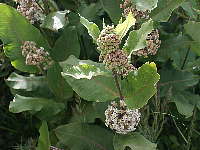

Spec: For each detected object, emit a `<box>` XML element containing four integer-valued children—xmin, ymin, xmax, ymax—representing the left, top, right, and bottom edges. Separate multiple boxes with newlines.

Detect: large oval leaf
<box><xmin>122</xmin><ymin>62</ymin><xmax>160</xmax><ymax>109</ymax></box>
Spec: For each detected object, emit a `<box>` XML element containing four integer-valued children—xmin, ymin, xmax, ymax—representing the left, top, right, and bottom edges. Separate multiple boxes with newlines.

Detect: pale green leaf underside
<box><xmin>115</xmin><ymin>12</ymin><xmax>136</xmax><ymax>40</ymax></box>
<box><xmin>132</xmin><ymin>0</ymin><xmax>158</xmax><ymax>11</ymax></box>
<box><xmin>123</xmin><ymin>19</ymin><xmax>154</xmax><ymax>56</ymax></box>
<box><xmin>80</xmin><ymin>16</ymin><xmax>100</xmax><ymax>42</ymax></box>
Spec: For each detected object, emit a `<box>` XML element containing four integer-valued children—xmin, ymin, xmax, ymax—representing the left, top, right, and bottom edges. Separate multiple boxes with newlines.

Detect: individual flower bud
<box><xmin>16</xmin><ymin>0</ymin><xmax>43</xmax><ymax>24</ymax></box>
<box><xmin>105</xmin><ymin>100</ymin><xmax>141</xmax><ymax>134</ymax></box>
<box><xmin>120</xmin><ymin>0</ymin><xmax>150</xmax><ymax>20</ymax></box>
<box><xmin>103</xmin><ymin>50</ymin><xmax>135</xmax><ymax>77</ymax></box>
<box><xmin>21</xmin><ymin>41</ymin><xmax>51</xmax><ymax>69</ymax></box>
<box><xmin>133</xmin><ymin>29</ymin><xmax>161</xmax><ymax>57</ymax></box>
<box><xmin>97</xmin><ymin>25</ymin><xmax>120</xmax><ymax>55</ymax></box>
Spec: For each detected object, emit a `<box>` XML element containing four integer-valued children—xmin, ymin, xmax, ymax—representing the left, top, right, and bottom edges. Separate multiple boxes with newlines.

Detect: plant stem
<box><xmin>181</xmin><ymin>47</ymin><xmax>190</xmax><ymax>70</ymax></box>
<box><xmin>112</xmin><ymin>72</ymin><xmax>124</xmax><ymax>100</ymax></box>
<box><xmin>186</xmin><ymin>105</ymin><xmax>197</xmax><ymax>150</ymax></box>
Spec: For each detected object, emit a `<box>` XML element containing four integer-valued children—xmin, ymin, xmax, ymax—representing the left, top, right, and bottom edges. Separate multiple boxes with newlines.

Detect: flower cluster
<box><xmin>16</xmin><ymin>0</ymin><xmax>43</xmax><ymax>24</ymax></box>
<box><xmin>97</xmin><ymin>25</ymin><xmax>120</xmax><ymax>57</ymax></box>
<box><xmin>103</xmin><ymin>50</ymin><xmax>134</xmax><ymax>76</ymax></box>
<box><xmin>97</xmin><ymin>25</ymin><xmax>134</xmax><ymax>76</ymax></box>
<box><xmin>120</xmin><ymin>0</ymin><xmax>150</xmax><ymax>20</ymax></box>
<box><xmin>133</xmin><ymin>29</ymin><xmax>161</xmax><ymax>56</ymax></box>
<box><xmin>105</xmin><ymin>100</ymin><xmax>141</xmax><ymax>134</ymax></box>
<box><xmin>21</xmin><ymin>41</ymin><xmax>51</xmax><ymax>68</ymax></box>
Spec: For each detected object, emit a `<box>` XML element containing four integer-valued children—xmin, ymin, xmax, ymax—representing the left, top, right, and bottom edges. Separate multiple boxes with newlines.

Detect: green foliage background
<box><xmin>0</xmin><ymin>0</ymin><xmax>200</xmax><ymax>150</ymax></box>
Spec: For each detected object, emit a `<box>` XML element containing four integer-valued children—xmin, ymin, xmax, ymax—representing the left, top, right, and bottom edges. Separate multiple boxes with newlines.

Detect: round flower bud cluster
<box><xmin>97</xmin><ymin>25</ymin><xmax>120</xmax><ymax>57</ymax></box>
<box><xmin>103</xmin><ymin>50</ymin><xmax>134</xmax><ymax>76</ymax></box>
<box><xmin>16</xmin><ymin>0</ymin><xmax>43</xmax><ymax>24</ymax></box>
<box><xmin>120</xmin><ymin>0</ymin><xmax>150</xmax><ymax>20</ymax></box>
<box><xmin>21</xmin><ymin>41</ymin><xmax>51</xmax><ymax>68</ymax></box>
<box><xmin>133</xmin><ymin>29</ymin><xmax>161</xmax><ymax>57</ymax></box>
<box><xmin>105</xmin><ymin>100</ymin><xmax>141</xmax><ymax>134</ymax></box>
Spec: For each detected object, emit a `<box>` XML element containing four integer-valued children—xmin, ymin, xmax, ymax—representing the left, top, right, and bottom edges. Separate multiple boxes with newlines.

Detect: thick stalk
<box><xmin>112</xmin><ymin>71</ymin><xmax>124</xmax><ymax>100</ymax></box>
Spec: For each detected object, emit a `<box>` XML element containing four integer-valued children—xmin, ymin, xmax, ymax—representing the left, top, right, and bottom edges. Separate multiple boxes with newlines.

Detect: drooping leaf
<box><xmin>60</xmin><ymin>55</ymin><xmax>110</xmax><ymax>79</ymax></box>
<box><xmin>123</xmin><ymin>19</ymin><xmax>154</xmax><ymax>55</ymax></box>
<box><xmin>122</xmin><ymin>62</ymin><xmax>160</xmax><ymax>109</ymax></box>
<box><xmin>51</xmin><ymin>26</ymin><xmax>80</xmax><ymax>61</ymax></box>
<box><xmin>47</xmin><ymin>63</ymin><xmax>73</xmax><ymax>101</ymax></box>
<box><xmin>172</xmin><ymin>91</ymin><xmax>200</xmax><ymax>118</ymax></box>
<box><xmin>150</xmin><ymin>0</ymin><xmax>185</xmax><ymax>21</ymax></box>
<box><xmin>184</xmin><ymin>21</ymin><xmax>200</xmax><ymax>56</ymax></box>
<box><xmin>80</xmin><ymin>16</ymin><xmax>100</xmax><ymax>43</ymax></box>
<box><xmin>60</xmin><ymin>56</ymin><xmax>119</xmax><ymax>102</ymax></box>
<box><xmin>36</xmin><ymin>121</ymin><xmax>51</xmax><ymax>150</ymax></box>
<box><xmin>113</xmin><ymin>132</ymin><xmax>157</xmax><ymax>150</ymax></box>
<box><xmin>132</xmin><ymin>0</ymin><xmax>158</xmax><ymax>11</ymax></box>
<box><xmin>100</xmin><ymin>0</ymin><xmax>122</xmax><ymax>24</ymax></box>
<box><xmin>55</xmin><ymin>123</ymin><xmax>114</xmax><ymax>150</ymax></box>
<box><xmin>115</xmin><ymin>12</ymin><xmax>136</xmax><ymax>40</ymax></box>
<box><xmin>41</xmin><ymin>10</ymin><xmax>69</xmax><ymax>31</ymax></box>
<box><xmin>0</xmin><ymin>4</ymin><xmax>50</xmax><ymax>73</ymax></box>
<box><xmin>6</xmin><ymin>72</ymin><xmax>53</xmax><ymax>98</ymax></box>
<box><xmin>9</xmin><ymin>95</ymin><xmax>65</xmax><ymax>120</ymax></box>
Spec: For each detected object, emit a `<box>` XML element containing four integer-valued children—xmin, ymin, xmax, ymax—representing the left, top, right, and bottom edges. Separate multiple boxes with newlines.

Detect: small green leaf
<box><xmin>9</xmin><ymin>95</ymin><xmax>65</xmax><ymax>120</ymax></box>
<box><xmin>172</xmin><ymin>91</ymin><xmax>200</xmax><ymax>118</ymax></box>
<box><xmin>122</xmin><ymin>62</ymin><xmax>160</xmax><ymax>109</ymax></box>
<box><xmin>55</xmin><ymin>123</ymin><xmax>114</xmax><ymax>150</ymax></box>
<box><xmin>123</xmin><ymin>19</ymin><xmax>154</xmax><ymax>55</ymax></box>
<box><xmin>41</xmin><ymin>10</ymin><xmax>69</xmax><ymax>31</ymax></box>
<box><xmin>115</xmin><ymin>12</ymin><xmax>136</xmax><ymax>40</ymax></box>
<box><xmin>6</xmin><ymin>72</ymin><xmax>53</xmax><ymax>98</ymax></box>
<box><xmin>60</xmin><ymin>56</ymin><xmax>119</xmax><ymax>102</ymax></box>
<box><xmin>36</xmin><ymin>121</ymin><xmax>51</xmax><ymax>150</ymax></box>
<box><xmin>0</xmin><ymin>4</ymin><xmax>50</xmax><ymax>73</ymax></box>
<box><xmin>51</xmin><ymin>26</ymin><xmax>80</xmax><ymax>61</ymax></box>
<box><xmin>132</xmin><ymin>0</ymin><xmax>158</xmax><ymax>11</ymax></box>
<box><xmin>47</xmin><ymin>63</ymin><xmax>73</xmax><ymax>100</ymax></box>
<box><xmin>100</xmin><ymin>0</ymin><xmax>122</xmax><ymax>24</ymax></box>
<box><xmin>113</xmin><ymin>132</ymin><xmax>157</xmax><ymax>150</ymax></box>
<box><xmin>150</xmin><ymin>0</ymin><xmax>185</xmax><ymax>21</ymax></box>
<box><xmin>80</xmin><ymin>16</ymin><xmax>100</xmax><ymax>42</ymax></box>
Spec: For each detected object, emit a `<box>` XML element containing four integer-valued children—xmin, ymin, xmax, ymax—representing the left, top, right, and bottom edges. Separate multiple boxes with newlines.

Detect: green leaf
<box><xmin>9</xmin><ymin>95</ymin><xmax>65</xmax><ymax>120</ymax></box>
<box><xmin>41</xmin><ymin>10</ymin><xmax>69</xmax><ymax>31</ymax></box>
<box><xmin>51</xmin><ymin>26</ymin><xmax>80</xmax><ymax>61</ymax></box>
<box><xmin>47</xmin><ymin>63</ymin><xmax>73</xmax><ymax>100</ymax></box>
<box><xmin>184</xmin><ymin>21</ymin><xmax>200</xmax><ymax>56</ymax></box>
<box><xmin>159</xmin><ymin>68</ymin><xmax>199</xmax><ymax>92</ymax></box>
<box><xmin>55</xmin><ymin>123</ymin><xmax>114</xmax><ymax>150</ymax></box>
<box><xmin>113</xmin><ymin>132</ymin><xmax>157</xmax><ymax>150</ymax></box>
<box><xmin>60</xmin><ymin>56</ymin><xmax>119</xmax><ymax>102</ymax></box>
<box><xmin>6</xmin><ymin>72</ymin><xmax>53</xmax><ymax>98</ymax></box>
<box><xmin>172</xmin><ymin>91</ymin><xmax>200</xmax><ymax>118</ymax></box>
<box><xmin>70</xmin><ymin>101</ymin><xmax>108</xmax><ymax>123</ymax></box>
<box><xmin>122</xmin><ymin>62</ymin><xmax>160</xmax><ymax>109</ymax></box>
<box><xmin>36</xmin><ymin>121</ymin><xmax>51</xmax><ymax>150</ymax></box>
<box><xmin>80</xmin><ymin>16</ymin><xmax>100</xmax><ymax>43</ymax></box>
<box><xmin>150</xmin><ymin>0</ymin><xmax>185</xmax><ymax>21</ymax></box>
<box><xmin>132</xmin><ymin>0</ymin><xmax>158</xmax><ymax>11</ymax></box>
<box><xmin>123</xmin><ymin>19</ymin><xmax>154</xmax><ymax>55</ymax></box>
<box><xmin>115</xmin><ymin>12</ymin><xmax>136</xmax><ymax>40</ymax></box>
<box><xmin>0</xmin><ymin>4</ymin><xmax>50</xmax><ymax>73</ymax></box>
<box><xmin>100</xmin><ymin>0</ymin><xmax>122</xmax><ymax>24</ymax></box>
